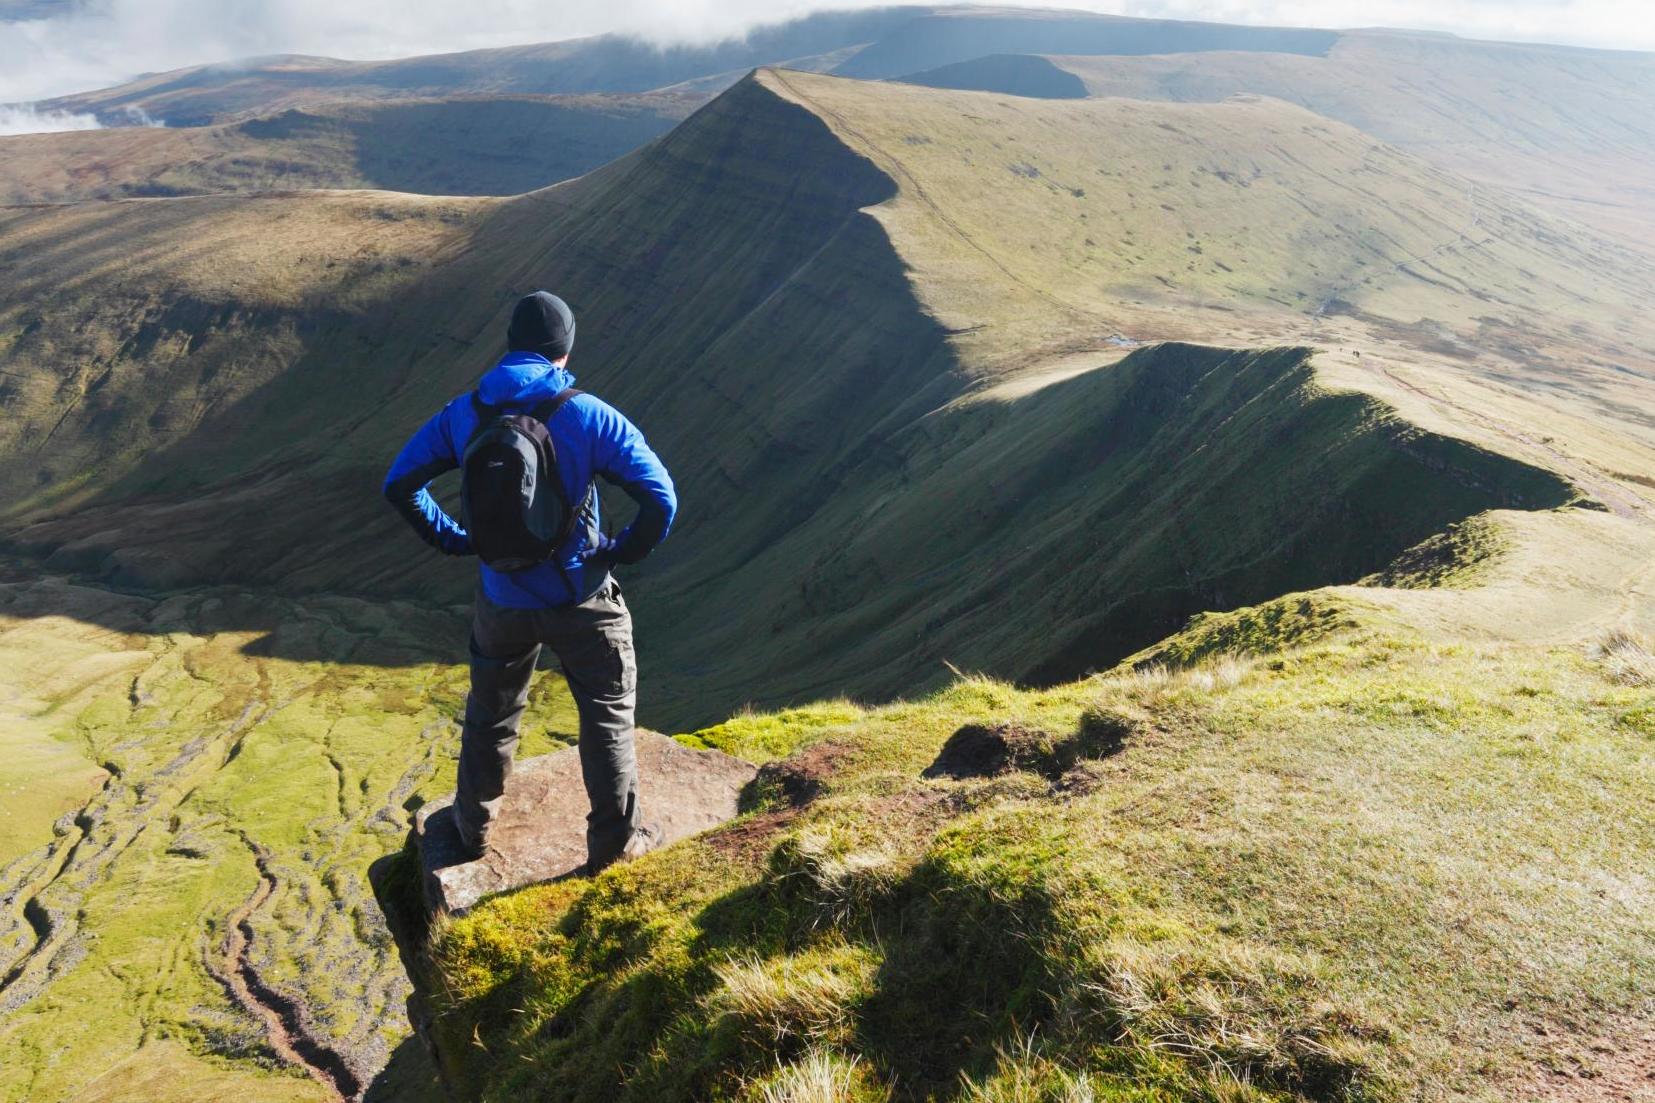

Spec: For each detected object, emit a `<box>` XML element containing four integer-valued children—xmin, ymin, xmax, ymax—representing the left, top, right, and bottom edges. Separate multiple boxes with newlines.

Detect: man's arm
<box><xmin>382</xmin><ymin>406</ymin><xmax>473</xmax><ymax>556</ymax></box>
<box><xmin>590</xmin><ymin>401</ymin><xmax>677</xmax><ymax>565</ymax></box>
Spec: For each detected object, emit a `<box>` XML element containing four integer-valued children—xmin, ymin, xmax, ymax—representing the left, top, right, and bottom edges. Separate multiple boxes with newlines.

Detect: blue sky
<box><xmin>2</xmin><ymin>1</ymin><xmax>1650</xmax><ymax>105</ymax></box>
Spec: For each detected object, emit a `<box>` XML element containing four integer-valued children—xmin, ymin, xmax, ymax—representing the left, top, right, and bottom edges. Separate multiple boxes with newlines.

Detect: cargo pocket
<box><xmin>602</xmin><ymin>624</ymin><xmax>637</xmax><ymax>698</ymax></box>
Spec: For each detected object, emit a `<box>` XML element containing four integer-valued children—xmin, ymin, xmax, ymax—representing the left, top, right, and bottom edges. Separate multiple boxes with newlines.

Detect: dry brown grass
<box><xmin>1590</xmin><ymin>628</ymin><xmax>1655</xmax><ymax>687</ymax></box>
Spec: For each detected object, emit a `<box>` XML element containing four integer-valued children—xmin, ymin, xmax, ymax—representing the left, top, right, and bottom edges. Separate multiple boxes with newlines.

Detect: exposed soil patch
<box><xmin>749</xmin><ymin>739</ymin><xmax>858</xmax><ymax>808</ymax></box>
<box><xmin>1513</xmin><ymin>1021</ymin><xmax>1655</xmax><ymax>1102</ymax></box>
<box><xmin>871</xmin><ymin>788</ymin><xmax>953</xmax><ymax>836</ymax></box>
<box><xmin>705</xmin><ymin>808</ymin><xmax>804</xmax><ymax>863</ymax></box>
<box><xmin>924</xmin><ymin>715</ymin><xmax>1133</xmax><ymax>781</ymax></box>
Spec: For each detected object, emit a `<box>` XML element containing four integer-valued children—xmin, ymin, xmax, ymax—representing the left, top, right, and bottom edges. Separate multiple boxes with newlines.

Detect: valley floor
<box><xmin>0</xmin><ymin>574</ymin><xmax>536</xmax><ymax>1103</ymax></box>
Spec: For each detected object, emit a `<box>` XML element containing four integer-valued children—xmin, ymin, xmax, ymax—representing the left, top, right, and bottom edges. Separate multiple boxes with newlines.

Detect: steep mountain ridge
<box><xmin>29</xmin><ymin>8</ymin><xmax>929</xmax><ymax>124</ymax></box>
<box><xmin>3</xmin><ymin>69</ymin><xmax>1641</xmax><ymax>723</ymax></box>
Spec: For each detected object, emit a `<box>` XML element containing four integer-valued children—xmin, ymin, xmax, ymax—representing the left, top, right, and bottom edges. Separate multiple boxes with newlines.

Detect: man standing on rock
<box><xmin>383</xmin><ymin>291</ymin><xmax>677</xmax><ymax>873</ymax></box>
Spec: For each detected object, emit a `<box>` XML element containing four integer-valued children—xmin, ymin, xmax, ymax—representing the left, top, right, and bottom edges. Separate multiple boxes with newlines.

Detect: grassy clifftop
<box><xmin>415</xmin><ymin>585</ymin><xmax>1655</xmax><ymax>1102</ymax></box>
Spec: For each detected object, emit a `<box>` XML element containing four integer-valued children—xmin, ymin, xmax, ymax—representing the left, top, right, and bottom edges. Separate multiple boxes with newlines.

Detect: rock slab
<box><xmin>414</xmin><ymin>731</ymin><xmax>756</xmax><ymax>915</ymax></box>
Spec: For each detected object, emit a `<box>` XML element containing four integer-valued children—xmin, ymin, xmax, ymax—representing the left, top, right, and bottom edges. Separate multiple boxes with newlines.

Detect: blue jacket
<box><xmin>383</xmin><ymin>352</ymin><xmax>677</xmax><ymax>609</ymax></box>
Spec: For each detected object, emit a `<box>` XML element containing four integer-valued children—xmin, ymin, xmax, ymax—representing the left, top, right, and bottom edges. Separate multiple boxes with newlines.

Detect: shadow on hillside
<box><xmin>0</xmin><ymin>340</ymin><xmax>1579</xmax><ymax>698</ymax></box>
<box><xmin>362</xmin><ymin>1035</ymin><xmax>447</xmax><ymax>1103</ymax></box>
<box><xmin>411</xmin><ymin>835</ymin><xmax>1067</xmax><ymax>1099</ymax></box>
<box><xmin>0</xmin><ymin>557</ymin><xmax>469</xmax><ymax>667</ymax></box>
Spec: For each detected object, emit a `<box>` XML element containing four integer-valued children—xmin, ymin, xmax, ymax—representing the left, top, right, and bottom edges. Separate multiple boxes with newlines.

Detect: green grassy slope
<box><xmin>763</xmin><ymin>69</ymin><xmax>1655</xmax><ymax>527</ymax></box>
<box><xmin>0</xmin><ymin>188</ymin><xmax>486</xmax><ymax>524</ymax></box>
<box><xmin>764</xmin><ymin>69</ymin><xmax>1655</xmax><ymax>370</ymax></box>
<box><xmin>634</xmin><ymin>342</ymin><xmax>1572</xmax><ymax>719</ymax></box>
<box><xmin>414</xmin><ymin>595</ymin><xmax>1655</xmax><ymax>1102</ymax></box>
<box><xmin>0</xmin><ymin>574</ymin><xmax>550</xmax><ymax>1102</ymax></box>
<box><xmin>0</xmin><ymin>94</ymin><xmax>700</xmax><ymax>204</ymax></box>
<box><xmin>1042</xmin><ymin>32</ymin><xmax>1655</xmax><ymax>247</ymax></box>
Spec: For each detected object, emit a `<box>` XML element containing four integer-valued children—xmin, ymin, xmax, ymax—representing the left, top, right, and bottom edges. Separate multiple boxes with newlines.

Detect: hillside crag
<box><xmin>413</xmin><ymin>731</ymin><xmax>756</xmax><ymax>915</ymax></box>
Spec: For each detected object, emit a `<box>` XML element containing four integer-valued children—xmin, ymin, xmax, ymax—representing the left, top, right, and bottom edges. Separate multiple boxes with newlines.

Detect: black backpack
<box><xmin>460</xmin><ymin>387</ymin><xmax>587</xmax><ymax>573</ymax></box>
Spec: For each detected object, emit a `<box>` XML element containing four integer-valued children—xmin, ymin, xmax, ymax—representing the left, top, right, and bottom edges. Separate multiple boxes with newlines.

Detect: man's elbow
<box><xmin>658</xmin><ymin>487</ymin><xmax>679</xmax><ymax>536</ymax></box>
<box><xmin>383</xmin><ymin>468</ymin><xmax>421</xmax><ymax>508</ymax></box>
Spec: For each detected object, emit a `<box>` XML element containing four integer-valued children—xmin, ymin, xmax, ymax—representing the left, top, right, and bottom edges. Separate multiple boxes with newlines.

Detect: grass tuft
<box><xmin>714</xmin><ymin>943</ymin><xmax>876</xmax><ymax>1046</ymax></box>
<box><xmin>959</xmin><ymin>1037</ymin><xmax>1100</xmax><ymax>1103</ymax></box>
<box><xmin>1590</xmin><ymin>627</ymin><xmax>1655</xmax><ymax>686</ymax></box>
<box><xmin>749</xmin><ymin>1049</ymin><xmax>890</xmax><ymax>1103</ymax></box>
<box><xmin>768</xmin><ymin>829</ymin><xmax>904</xmax><ymax>927</ymax></box>
<box><xmin>1068</xmin><ymin>937</ymin><xmax>1389</xmax><ymax>1101</ymax></box>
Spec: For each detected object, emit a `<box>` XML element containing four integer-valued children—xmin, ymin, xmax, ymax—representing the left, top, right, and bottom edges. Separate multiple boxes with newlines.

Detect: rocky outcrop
<box><xmin>413</xmin><ymin>731</ymin><xmax>756</xmax><ymax>915</ymax></box>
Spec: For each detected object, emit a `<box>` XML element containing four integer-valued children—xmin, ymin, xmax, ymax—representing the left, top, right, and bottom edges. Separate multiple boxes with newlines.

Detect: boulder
<box><xmin>414</xmin><ymin>731</ymin><xmax>756</xmax><ymax>915</ymax></box>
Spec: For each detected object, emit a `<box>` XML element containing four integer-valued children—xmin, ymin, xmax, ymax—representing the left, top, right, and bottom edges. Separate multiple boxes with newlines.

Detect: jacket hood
<box><xmin>477</xmin><ymin>351</ymin><xmax>577</xmax><ymax>407</ymax></box>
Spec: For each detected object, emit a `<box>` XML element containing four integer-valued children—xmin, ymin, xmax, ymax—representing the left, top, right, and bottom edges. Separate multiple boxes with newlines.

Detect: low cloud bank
<box><xmin>2</xmin><ymin>0</ymin><xmax>1649</xmax><ymax>106</ymax></box>
<box><xmin>0</xmin><ymin>104</ymin><xmax>103</xmax><ymax>136</ymax></box>
<box><xmin>0</xmin><ymin>102</ymin><xmax>165</xmax><ymax>136</ymax></box>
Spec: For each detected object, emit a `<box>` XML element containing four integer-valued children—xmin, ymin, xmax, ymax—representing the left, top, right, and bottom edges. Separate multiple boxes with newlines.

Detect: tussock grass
<box><xmin>959</xmin><ymin>1036</ymin><xmax>1100</xmax><ymax>1103</ymax></box>
<box><xmin>769</xmin><ymin>830</ymin><xmax>904</xmax><ymax>927</ymax></box>
<box><xmin>1108</xmin><ymin>655</ymin><xmax>1255</xmax><ymax>709</ymax></box>
<box><xmin>1066</xmin><ymin>937</ymin><xmax>1387</xmax><ymax>1099</ymax></box>
<box><xmin>1591</xmin><ymin>628</ymin><xmax>1655</xmax><ymax>687</ymax></box>
<box><xmin>750</xmin><ymin>1050</ymin><xmax>890</xmax><ymax>1103</ymax></box>
<box><xmin>715</xmin><ymin>944</ymin><xmax>876</xmax><ymax>1046</ymax></box>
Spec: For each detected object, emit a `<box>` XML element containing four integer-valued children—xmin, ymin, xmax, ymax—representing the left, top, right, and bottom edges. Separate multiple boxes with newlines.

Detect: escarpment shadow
<box><xmin>898</xmin><ymin>53</ymin><xmax>1089</xmax><ymax>99</ymax></box>
<box><xmin>641</xmin><ymin>342</ymin><xmax>1579</xmax><ymax>725</ymax></box>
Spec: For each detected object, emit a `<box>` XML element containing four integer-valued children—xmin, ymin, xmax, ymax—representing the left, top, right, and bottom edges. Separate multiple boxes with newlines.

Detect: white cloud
<box><xmin>0</xmin><ymin>104</ymin><xmax>103</xmax><ymax>135</ymax></box>
<box><xmin>2</xmin><ymin>1</ymin><xmax>1652</xmax><ymax>105</ymax></box>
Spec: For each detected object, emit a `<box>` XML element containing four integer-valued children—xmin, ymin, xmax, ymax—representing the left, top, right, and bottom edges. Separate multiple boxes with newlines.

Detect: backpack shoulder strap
<box><xmin>530</xmin><ymin>388</ymin><xmax>587</xmax><ymax>550</ymax></box>
<box><xmin>530</xmin><ymin>387</ymin><xmax>583</xmax><ymax>424</ymax></box>
<box><xmin>464</xmin><ymin>389</ymin><xmax>500</xmax><ymax>449</ymax></box>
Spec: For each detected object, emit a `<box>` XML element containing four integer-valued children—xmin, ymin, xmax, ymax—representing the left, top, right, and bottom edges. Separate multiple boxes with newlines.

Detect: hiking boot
<box><xmin>582</xmin><ymin>822</ymin><xmax>663</xmax><ymax>877</ymax></box>
<box><xmin>622</xmin><ymin>821</ymin><xmax>664</xmax><ymax>860</ymax></box>
<box><xmin>452</xmin><ymin>817</ymin><xmax>489</xmax><ymax>863</ymax></box>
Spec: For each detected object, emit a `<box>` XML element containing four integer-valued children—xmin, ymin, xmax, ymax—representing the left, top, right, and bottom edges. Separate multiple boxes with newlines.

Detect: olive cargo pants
<box><xmin>454</xmin><ymin>575</ymin><xmax>641</xmax><ymax>868</ymax></box>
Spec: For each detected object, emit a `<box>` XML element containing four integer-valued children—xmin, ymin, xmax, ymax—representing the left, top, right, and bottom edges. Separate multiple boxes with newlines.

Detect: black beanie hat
<box><xmin>507</xmin><ymin>291</ymin><xmax>576</xmax><ymax>360</ymax></box>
